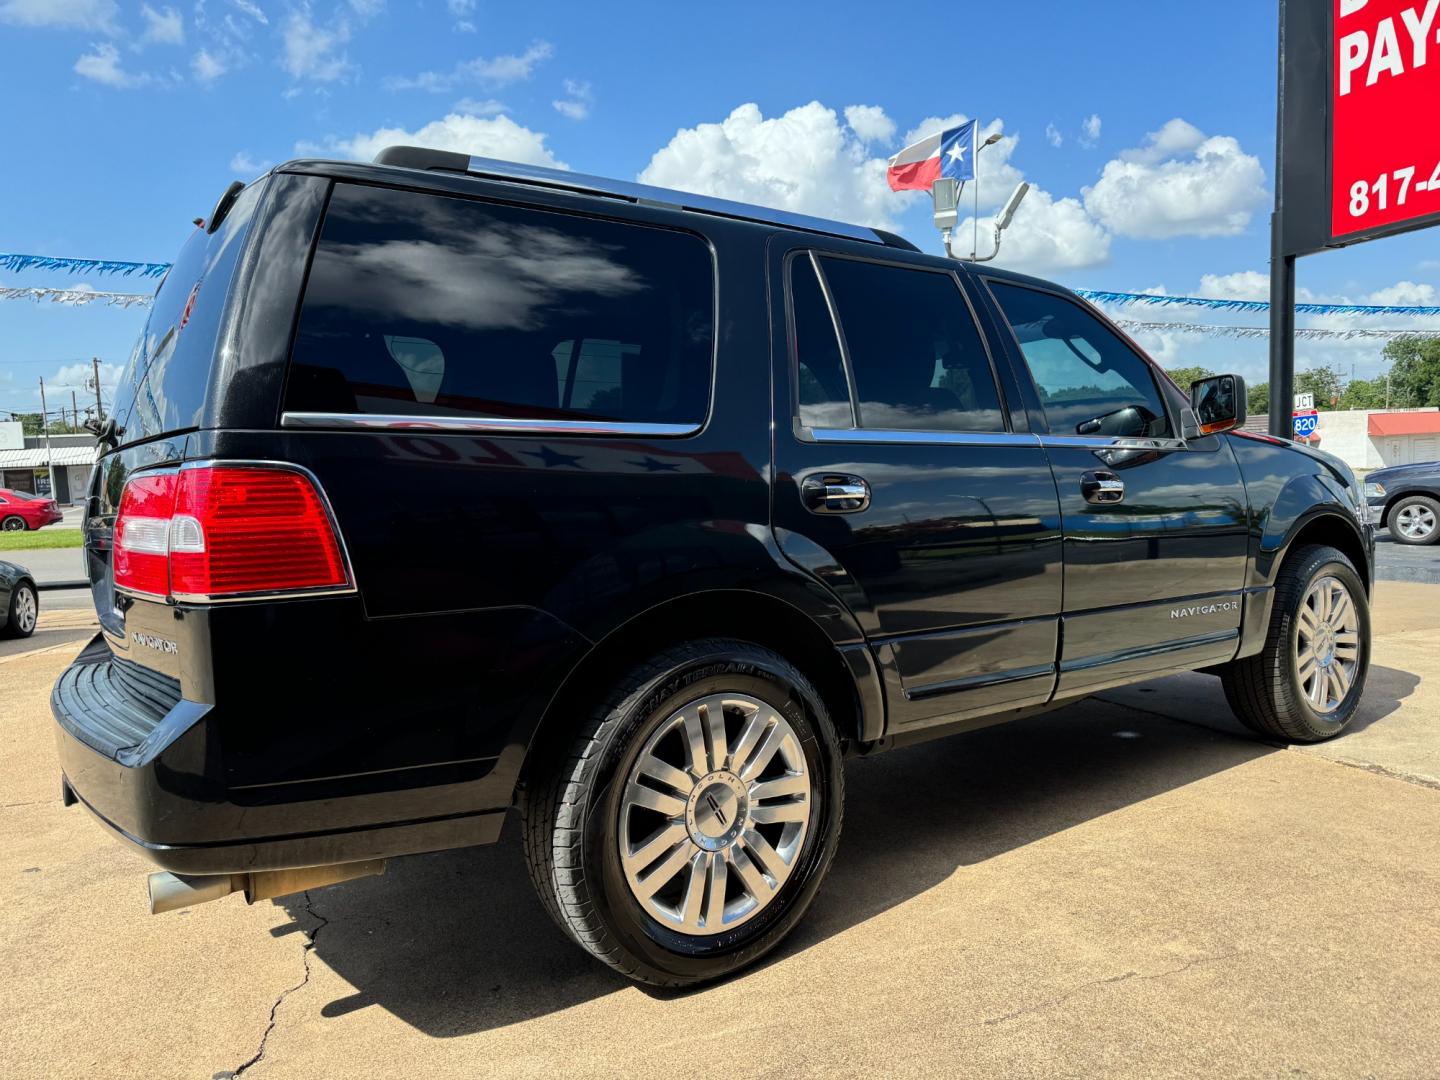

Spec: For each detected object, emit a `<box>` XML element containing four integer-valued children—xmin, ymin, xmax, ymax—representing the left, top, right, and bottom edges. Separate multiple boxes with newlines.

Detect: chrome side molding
<box><xmin>281</xmin><ymin>412</ymin><xmax>703</xmax><ymax>438</ymax></box>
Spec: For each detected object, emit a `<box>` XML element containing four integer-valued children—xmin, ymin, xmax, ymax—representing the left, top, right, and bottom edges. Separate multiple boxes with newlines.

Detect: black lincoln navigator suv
<box><xmin>53</xmin><ymin>147</ymin><xmax>1375</xmax><ymax>986</ymax></box>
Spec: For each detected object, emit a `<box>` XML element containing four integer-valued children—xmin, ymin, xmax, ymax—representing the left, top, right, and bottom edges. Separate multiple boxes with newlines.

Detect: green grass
<box><xmin>0</xmin><ymin>528</ymin><xmax>83</xmax><ymax>551</ymax></box>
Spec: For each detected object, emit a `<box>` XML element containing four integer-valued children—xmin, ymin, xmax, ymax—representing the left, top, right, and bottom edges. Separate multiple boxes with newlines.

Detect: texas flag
<box><xmin>886</xmin><ymin>119</ymin><xmax>978</xmax><ymax>192</ymax></box>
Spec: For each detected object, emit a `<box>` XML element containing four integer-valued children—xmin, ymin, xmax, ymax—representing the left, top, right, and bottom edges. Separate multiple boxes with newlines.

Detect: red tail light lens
<box><xmin>112</xmin><ymin>464</ymin><xmax>351</xmax><ymax>602</ymax></box>
<box><xmin>114</xmin><ymin>472</ymin><xmax>180</xmax><ymax>598</ymax></box>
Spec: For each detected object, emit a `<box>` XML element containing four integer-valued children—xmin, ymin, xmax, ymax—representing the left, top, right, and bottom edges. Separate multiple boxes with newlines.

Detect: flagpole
<box><xmin>972</xmin><ymin>145</ymin><xmax>979</xmax><ymax>261</ymax></box>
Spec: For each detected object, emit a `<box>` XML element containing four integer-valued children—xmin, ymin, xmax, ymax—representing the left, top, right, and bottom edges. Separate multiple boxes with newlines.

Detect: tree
<box><xmin>10</xmin><ymin>412</ymin><xmax>44</xmax><ymax>436</ymax></box>
<box><xmin>1160</xmin><ymin>365</ymin><xmax>1215</xmax><ymax>391</ymax></box>
<box><xmin>1295</xmin><ymin>364</ymin><xmax>1345</xmax><ymax>409</ymax></box>
<box><xmin>1382</xmin><ymin>336</ymin><xmax>1440</xmax><ymax>407</ymax></box>
<box><xmin>1247</xmin><ymin>381</ymin><xmax>1269</xmax><ymax>416</ymax></box>
<box><xmin>1339</xmin><ymin>375</ymin><xmax>1388</xmax><ymax>410</ymax></box>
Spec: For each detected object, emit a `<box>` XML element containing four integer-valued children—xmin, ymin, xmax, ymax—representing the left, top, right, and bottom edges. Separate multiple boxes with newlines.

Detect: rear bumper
<box><xmin>52</xmin><ymin>632</ymin><xmax>507</xmax><ymax>874</ymax></box>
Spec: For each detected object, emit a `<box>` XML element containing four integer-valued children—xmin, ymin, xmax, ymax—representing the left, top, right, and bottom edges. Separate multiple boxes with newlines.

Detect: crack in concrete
<box><xmin>983</xmin><ymin>950</ymin><xmax>1240</xmax><ymax>1027</ymax></box>
<box><xmin>1320</xmin><ymin>756</ymin><xmax>1440</xmax><ymax>792</ymax></box>
<box><xmin>215</xmin><ymin>891</ymin><xmax>329</xmax><ymax>1079</ymax></box>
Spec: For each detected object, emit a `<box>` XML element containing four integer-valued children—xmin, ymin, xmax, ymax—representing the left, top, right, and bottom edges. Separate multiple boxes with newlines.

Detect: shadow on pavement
<box><xmin>275</xmin><ymin>691</ymin><xmax>1312</xmax><ymax>1036</ymax></box>
<box><xmin>0</xmin><ymin>625</ymin><xmax>94</xmax><ymax>662</ymax></box>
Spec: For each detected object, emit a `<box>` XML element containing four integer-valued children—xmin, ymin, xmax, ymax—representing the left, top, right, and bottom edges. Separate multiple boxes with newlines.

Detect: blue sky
<box><xmin>2</xmin><ymin>0</ymin><xmax>1437</xmax><ymax>419</ymax></box>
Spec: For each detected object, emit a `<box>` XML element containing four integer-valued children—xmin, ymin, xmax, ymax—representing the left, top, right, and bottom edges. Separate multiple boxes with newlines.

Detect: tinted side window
<box><xmin>989</xmin><ymin>282</ymin><xmax>1170</xmax><ymax>439</ymax></box>
<box><xmin>789</xmin><ymin>256</ymin><xmax>853</xmax><ymax>429</ymax></box>
<box><xmin>112</xmin><ymin>176</ymin><xmax>268</xmax><ymax>445</ymax></box>
<box><xmin>817</xmin><ymin>257</ymin><xmax>1005</xmax><ymax>432</ymax></box>
<box><xmin>287</xmin><ymin>184</ymin><xmax>714</xmax><ymax>426</ymax></box>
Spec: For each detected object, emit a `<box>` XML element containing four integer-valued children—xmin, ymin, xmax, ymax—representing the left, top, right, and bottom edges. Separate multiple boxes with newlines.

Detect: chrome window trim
<box><xmin>280</xmin><ymin>412</ymin><xmax>702</xmax><ymax>438</ymax></box>
<box><xmin>465</xmin><ymin>155</ymin><xmax>883</xmax><ymax>245</ymax></box>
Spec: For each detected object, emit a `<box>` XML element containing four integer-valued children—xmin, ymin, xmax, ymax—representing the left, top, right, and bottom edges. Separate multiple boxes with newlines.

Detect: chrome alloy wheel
<box><xmin>618</xmin><ymin>692</ymin><xmax>812</xmax><ymax>937</ymax></box>
<box><xmin>13</xmin><ymin>586</ymin><xmax>37</xmax><ymax>634</ymax></box>
<box><xmin>1296</xmin><ymin>576</ymin><xmax>1360</xmax><ymax>714</ymax></box>
<box><xmin>1395</xmin><ymin>503</ymin><xmax>1437</xmax><ymax>540</ymax></box>
<box><xmin>1</xmin><ymin>516</ymin><xmax>24</xmax><ymax>532</ymax></box>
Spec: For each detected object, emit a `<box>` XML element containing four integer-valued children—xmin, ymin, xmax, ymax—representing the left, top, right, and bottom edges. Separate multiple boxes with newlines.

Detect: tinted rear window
<box><xmin>286</xmin><ymin>184</ymin><xmax>715</xmax><ymax>427</ymax></box>
<box><xmin>110</xmin><ymin>178</ymin><xmax>268</xmax><ymax>445</ymax></box>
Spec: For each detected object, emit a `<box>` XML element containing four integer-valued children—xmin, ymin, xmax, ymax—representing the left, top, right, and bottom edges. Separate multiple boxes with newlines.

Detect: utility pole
<box><xmin>37</xmin><ymin>378</ymin><xmax>56</xmax><ymax>498</ymax></box>
<box><xmin>91</xmin><ymin>357</ymin><xmax>105</xmax><ymax>422</ymax></box>
<box><xmin>71</xmin><ymin>390</ymin><xmax>79</xmax><ymax>432</ymax></box>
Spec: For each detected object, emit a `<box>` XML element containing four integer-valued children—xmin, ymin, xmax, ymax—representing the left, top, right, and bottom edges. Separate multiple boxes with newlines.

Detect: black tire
<box><xmin>520</xmin><ymin>638</ymin><xmax>844</xmax><ymax>987</ymax></box>
<box><xmin>1</xmin><ymin>515</ymin><xmax>27</xmax><ymax>532</ymax></box>
<box><xmin>3</xmin><ymin>579</ymin><xmax>38</xmax><ymax>639</ymax></box>
<box><xmin>1386</xmin><ymin>494</ymin><xmax>1440</xmax><ymax>546</ymax></box>
<box><xmin>1220</xmin><ymin>544</ymin><xmax>1370</xmax><ymax>742</ymax></box>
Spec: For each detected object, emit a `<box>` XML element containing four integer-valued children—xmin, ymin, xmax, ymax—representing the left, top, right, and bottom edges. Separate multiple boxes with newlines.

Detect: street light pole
<box><xmin>37</xmin><ymin>377</ymin><xmax>55</xmax><ymax>498</ymax></box>
<box><xmin>932</xmin><ymin>131</ymin><xmax>1004</xmax><ymax>259</ymax></box>
<box><xmin>91</xmin><ymin>356</ymin><xmax>105</xmax><ymax>422</ymax></box>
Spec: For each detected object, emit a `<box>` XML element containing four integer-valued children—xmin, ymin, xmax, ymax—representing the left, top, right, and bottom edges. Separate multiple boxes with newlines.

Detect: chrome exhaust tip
<box><xmin>148</xmin><ymin>872</ymin><xmax>243</xmax><ymax>915</ymax></box>
<box><xmin>147</xmin><ymin>859</ymin><xmax>386</xmax><ymax>915</ymax></box>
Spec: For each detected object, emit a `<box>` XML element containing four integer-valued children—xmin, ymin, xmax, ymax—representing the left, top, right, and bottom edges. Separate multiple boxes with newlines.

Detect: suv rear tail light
<box><xmin>113</xmin><ymin>463</ymin><xmax>352</xmax><ymax>602</ymax></box>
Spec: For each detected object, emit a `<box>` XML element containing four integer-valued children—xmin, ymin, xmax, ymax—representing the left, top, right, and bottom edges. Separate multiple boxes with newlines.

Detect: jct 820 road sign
<box><xmin>1294</xmin><ymin>411</ymin><xmax>1320</xmax><ymax>438</ymax></box>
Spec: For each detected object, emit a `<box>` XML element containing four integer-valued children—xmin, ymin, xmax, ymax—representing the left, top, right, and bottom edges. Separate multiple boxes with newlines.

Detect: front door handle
<box><xmin>1081</xmin><ymin>470</ymin><xmax>1124</xmax><ymax>504</ymax></box>
<box><xmin>801</xmin><ymin>473</ymin><xmax>871</xmax><ymax>514</ymax></box>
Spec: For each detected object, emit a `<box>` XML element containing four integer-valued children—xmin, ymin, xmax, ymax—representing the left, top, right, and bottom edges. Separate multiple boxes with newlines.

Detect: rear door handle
<box><xmin>801</xmin><ymin>473</ymin><xmax>871</xmax><ymax>514</ymax></box>
<box><xmin>1081</xmin><ymin>470</ymin><xmax>1124</xmax><ymax>504</ymax></box>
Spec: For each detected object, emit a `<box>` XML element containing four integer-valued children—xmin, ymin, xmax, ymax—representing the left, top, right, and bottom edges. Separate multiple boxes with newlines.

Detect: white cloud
<box><xmin>1079</xmin><ymin>113</ymin><xmax>1102</xmax><ymax>147</ymax></box>
<box><xmin>0</xmin><ymin>0</ymin><xmax>116</xmax><ymax>31</ymax></box>
<box><xmin>844</xmin><ymin>105</ymin><xmax>895</xmax><ymax>145</ymax></box>
<box><xmin>192</xmin><ymin>47</ymin><xmax>226</xmax><ymax>82</ymax></box>
<box><xmin>1196</xmin><ymin>270</ymin><xmax>1272</xmax><ymax>301</ymax></box>
<box><xmin>55</xmin><ymin>362</ymin><xmax>122</xmax><ymax>400</ymax></box>
<box><xmin>452</xmin><ymin>97</ymin><xmax>506</xmax><ymax>116</ymax></box>
<box><xmin>229</xmin><ymin>150</ymin><xmax>271</xmax><ymax>174</ymax></box>
<box><xmin>231</xmin><ymin>0</ymin><xmax>267</xmax><ymax>25</ymax></box>
<box><xmin>347</xmin><ymin>0</ymin><xmax>383</xmax><ymax>16</ymax></box>
<box><xmin>281</xmin><ymin>10</ymin><xmax>350</xmax><ymax>82</ymax></box>
<box><xmin>1083</xmin><ymin>118</ymin><xmax>1268</xmax><ymax>239</ymax></box>
<box><xmin>74</xmin><ymin>42</ymin><xmax>154</xmax><ymax>87</ymax></box>
<box><xmin>640</xmin><ymin>101</ymin><xmax>910</xmax><ymax>231</ymax></box>
<box><xmin>140</xmin><ymin>3</ymin><xmax>183</xmax><ymax>44</ymax></box>
<box><xmin>552</xmin><ymin>78</ymin><xmax>592</xmax><ymax>121</ymax></box>
<box><xmin>1045</xmin><ymin>122</ymin><xmax>1063</xmax><ymax>148</ymax></box>
<box><xmin>956</xmin><ymin>186</ymin><xmax>1110</xmax><ymax>276</ymax></box>
<box><xmin>902</xmin><ymin>113</ymin><xmax>1025</xmax><ymax>212</ymax></box>
<box><xmin>304</xmin><ymin>112</ymin><xmax>565</xmax><ymax>169</ymax></box>
<box><xmin>1365</xmin><ymin>281</ymin><xmax>1436</xmax><ymax>306</ymax></box>
<box><xmin>388</xmin><ymin>41</ymin><xmax>553</xmax><ymax>92</ymax></box>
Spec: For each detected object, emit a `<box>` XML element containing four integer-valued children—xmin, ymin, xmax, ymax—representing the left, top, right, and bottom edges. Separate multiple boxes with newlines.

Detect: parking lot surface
<box><xmin>3</xmin><ymin>585</ymin><xmax>1438</xmax><ymax>1079</ymax></box>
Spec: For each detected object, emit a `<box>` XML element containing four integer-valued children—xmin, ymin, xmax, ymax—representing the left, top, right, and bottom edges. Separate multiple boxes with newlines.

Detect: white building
<box><xmin>1247</xmin><ymin>408</ymin><xmax>1440</xmax><ymax>473</ymax></box>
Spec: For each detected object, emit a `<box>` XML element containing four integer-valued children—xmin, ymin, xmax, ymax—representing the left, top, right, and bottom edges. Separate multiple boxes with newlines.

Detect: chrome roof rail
<box><xmin>372</xmin><ymin>145</ymin><xmax>888</xmax><ymax>246</ymax></box>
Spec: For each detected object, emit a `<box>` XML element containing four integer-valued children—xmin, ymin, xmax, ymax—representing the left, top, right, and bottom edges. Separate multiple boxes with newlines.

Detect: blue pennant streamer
<box><xmin>0</xmin><ymin>252</ymin><xmax>171</xmax><ymax>279</ymax></box>
<box><xmin>1075</xmin><ymin>288</ymin><xmax>1440</xmax><ymax>318</ymax></box>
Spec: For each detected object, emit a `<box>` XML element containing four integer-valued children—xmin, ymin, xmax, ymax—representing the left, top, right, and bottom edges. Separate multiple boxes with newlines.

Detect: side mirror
<box><xmin>1190</xmin><ymin>373</ymin><xmax>1247</xmax><ymax>437</ymax></box>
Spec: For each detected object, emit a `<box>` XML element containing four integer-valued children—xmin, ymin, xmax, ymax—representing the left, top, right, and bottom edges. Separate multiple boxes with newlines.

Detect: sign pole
<box><xmin>1268</xmin><ymin>0</ymin><xmax>1295</xmax><ymax>440</ymax></box>
<box><xmin>1268</xmin><ymin>240</ymin><xmax>1296</xmax><ymax>439</ymax></box>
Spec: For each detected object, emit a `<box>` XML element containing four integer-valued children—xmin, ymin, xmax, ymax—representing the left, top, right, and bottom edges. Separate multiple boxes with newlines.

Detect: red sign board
<box><xmin>1331</xmin><ymin>0</ymin><xmax>1440</xmax><ymax>240</ymax></box>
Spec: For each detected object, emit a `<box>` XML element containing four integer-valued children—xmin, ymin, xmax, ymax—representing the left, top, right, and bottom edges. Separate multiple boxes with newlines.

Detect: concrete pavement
<box><xmin>2</xmin><ymin>585</ymin><xmax>1438</xmax><ymax>1079</ymax></box>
